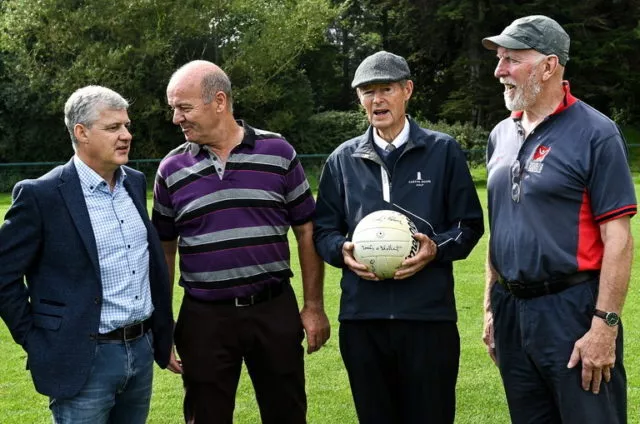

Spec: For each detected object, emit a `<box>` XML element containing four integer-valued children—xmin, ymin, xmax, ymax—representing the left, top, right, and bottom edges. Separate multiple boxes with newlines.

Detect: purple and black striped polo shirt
<box><xmin>152</xmin><ymin>121</ymin><xmax>315</xmax><ymax>301</ymax></box>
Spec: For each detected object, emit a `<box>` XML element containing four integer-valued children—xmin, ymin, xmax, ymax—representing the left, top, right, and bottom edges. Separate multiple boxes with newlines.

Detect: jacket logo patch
<box><xmin>408</xmin><ymin>171</ymin><xmax>431</xmax><ymax>187</ymax></box>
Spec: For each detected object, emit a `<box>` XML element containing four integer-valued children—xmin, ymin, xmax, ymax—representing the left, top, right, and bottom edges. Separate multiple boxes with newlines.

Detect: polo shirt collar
<box><xmin>237</xmin><ymin>120</ymin><xmax>257</xmax><ymax>147</ymax></box>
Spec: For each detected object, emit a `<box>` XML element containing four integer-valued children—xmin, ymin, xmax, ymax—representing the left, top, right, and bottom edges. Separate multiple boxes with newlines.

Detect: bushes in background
<box><xmin>292</xmin><ymin>110</ymin><xmax>489</xmax><ymax>165</ymax></box>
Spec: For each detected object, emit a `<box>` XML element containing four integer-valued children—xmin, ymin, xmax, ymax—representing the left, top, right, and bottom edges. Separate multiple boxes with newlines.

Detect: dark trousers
<box><xmin>174</xmin><ymin>284</ymin><xmax>306</xmax><ymax>424</ymax></box>
<box><xmin>491</xmin><ymin>280</ymin><xmax>627</xmax><ymax>424</ymax></box>
<box><xmin>339</xmin><ymin>320</ymin><xmax>460</xmax><ymax>424</ymax></box>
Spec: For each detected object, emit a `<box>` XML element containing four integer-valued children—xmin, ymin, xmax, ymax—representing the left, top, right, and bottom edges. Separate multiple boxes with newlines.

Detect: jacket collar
<box><xmin>353</xmin><ymin>116</ymin><xmax>426</xmax><ymax>161</ymax></box>
<box><xmin>58</xmin><ymin>159</ymin><xmax>101</xmax><ymax>279</ymax></box>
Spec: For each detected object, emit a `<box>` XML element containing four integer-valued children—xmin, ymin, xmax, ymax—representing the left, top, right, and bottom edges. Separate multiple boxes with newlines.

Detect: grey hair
<box><xmin>64</xmin><ymin>85</ymin><xmax>129</xmax><ymax>149</ymax></box>
<box><xmin>201</xmin><ymin>71</ymin><xmax>233</xmax><ymax>111</ymax></box>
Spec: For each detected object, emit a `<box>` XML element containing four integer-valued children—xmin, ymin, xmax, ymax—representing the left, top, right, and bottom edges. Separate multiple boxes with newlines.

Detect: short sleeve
<box><xmin>587</xmin><ymin>131</ymin><xmax>637</xmax><ymax>224</ymax></box>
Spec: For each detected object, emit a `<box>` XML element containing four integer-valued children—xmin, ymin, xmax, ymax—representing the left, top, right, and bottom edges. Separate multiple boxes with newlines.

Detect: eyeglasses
<box><xmin>511</xmin><ymin>159</ymin><xmax>522</xmax><ymax>203</ymax></box>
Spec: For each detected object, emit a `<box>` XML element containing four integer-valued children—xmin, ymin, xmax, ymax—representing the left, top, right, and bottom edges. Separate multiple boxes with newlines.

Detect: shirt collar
<box><xmin>510</xmin><ymin>81</ymin><xmax>578</xmax><ymax>120</ymax></box>
<box><xmin>73</xmin><ymin>155</ymin><xmax>126</xmax><ymax>193</ymax></box>
<box><xmin>372</xmin><ymin>117</ymin><xmax>410</xmax><ymax>150</ymax></box>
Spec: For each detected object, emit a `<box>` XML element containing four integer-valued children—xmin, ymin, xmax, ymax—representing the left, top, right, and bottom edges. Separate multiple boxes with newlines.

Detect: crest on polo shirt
<box><xmin>527</xmin><ymin>145</ymin><xmax>551</xmax><ymax>173</ymax></box>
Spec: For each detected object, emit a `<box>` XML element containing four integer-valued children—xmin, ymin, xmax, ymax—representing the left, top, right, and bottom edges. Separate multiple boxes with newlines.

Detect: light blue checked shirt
<box><xmin>74</xmin><ymin>156</ymin><xmax>153</xmax><ymax>334</ymax></box>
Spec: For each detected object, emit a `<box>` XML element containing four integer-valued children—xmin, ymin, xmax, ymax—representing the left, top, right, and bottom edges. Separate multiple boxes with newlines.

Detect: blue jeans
<box><xmin>49</xmin><ymin>331</ymin><xmax>155</xmax><ymax>424</ymax></box>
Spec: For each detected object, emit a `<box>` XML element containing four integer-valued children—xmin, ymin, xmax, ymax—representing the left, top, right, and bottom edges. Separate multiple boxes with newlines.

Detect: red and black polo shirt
<box><xmin>487</xmin><ymin>82</ymin><xmax>636</xmax><ymax>282</ymax></box>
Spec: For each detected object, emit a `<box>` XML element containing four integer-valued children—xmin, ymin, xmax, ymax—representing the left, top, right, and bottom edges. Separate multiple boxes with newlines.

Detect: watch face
<box><xmin>605</xmin><ymin>312</ymin><xmax>620</xmax><ymax>326</ymax></box>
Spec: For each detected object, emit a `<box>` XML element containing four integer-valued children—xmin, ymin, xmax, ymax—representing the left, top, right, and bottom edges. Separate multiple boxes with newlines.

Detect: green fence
<box><xmin>0</xmin><ymin>155</ymin><xmax>332</xmax><ymax>193</ymax></box>
<box><xmin>0</xmin><ymin>146</ymin><xmax>636</xmax><ymax>193</ymax></box>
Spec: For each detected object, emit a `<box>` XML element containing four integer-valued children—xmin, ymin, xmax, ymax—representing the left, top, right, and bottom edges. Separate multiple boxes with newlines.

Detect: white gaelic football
<box><xmin>351</xmin><ymin>210</ymin><xmax>420</xmax><ymax>279</ymax></box>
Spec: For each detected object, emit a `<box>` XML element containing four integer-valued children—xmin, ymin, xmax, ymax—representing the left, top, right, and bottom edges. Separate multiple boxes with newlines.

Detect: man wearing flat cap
<box><xmin>313</xmin><ymin>51</ymin><xmax>484</xmax><ymax>423</ymax></box>
<box><xmin>482</xmin><ymin>15</ymin><xmax>634</xmax><ymax>424</ymax></box>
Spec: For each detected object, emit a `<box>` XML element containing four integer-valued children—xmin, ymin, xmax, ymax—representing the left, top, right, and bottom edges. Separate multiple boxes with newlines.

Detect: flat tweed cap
<box><xmin>482</xmin><ymin>15</ymin><xmax>570</xmax><ymax>66</ymax></box>
<box><xmin>351</xmin><ymin>51</ymin><xmax>411</xmax><ymax>89</ymax></box>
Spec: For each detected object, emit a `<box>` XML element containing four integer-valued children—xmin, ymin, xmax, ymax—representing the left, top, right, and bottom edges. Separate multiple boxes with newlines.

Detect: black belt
<box><xmin>189</xmin><ymin>281</ymin><xmax>287</xmax><ymax>307</ymax></box>
<box><xmin>499</xmin><ymin>271</ymin><xmax>599</xmax><ymax>299</ymax></box>
<box><xmin>97</xmin><ymin>319</ymin><xmax>151</xmax><ymax>342</ymax></box>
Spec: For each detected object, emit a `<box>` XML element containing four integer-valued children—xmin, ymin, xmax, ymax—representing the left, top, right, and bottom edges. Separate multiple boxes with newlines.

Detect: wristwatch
<box><xmin>593</xmin><ymin>309</ymin><xmax>620</xmax><ymax>327</ymax></box>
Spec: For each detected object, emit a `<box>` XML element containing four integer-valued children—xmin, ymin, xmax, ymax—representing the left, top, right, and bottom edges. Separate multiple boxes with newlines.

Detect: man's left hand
<box><xmin>567</xmin><ymin>318</ymin><xmax>618</xmax><ymax>394</ymax></box>
<box><xmin>300</xmin><ymin>305</ymin><xmax>331</xmax><ymax>354</ymax></box>
<box><xmin>167</xmin><ymin>345</ymin><xmax>183</xmax><ymax>374</ymax></box>
<box><xmin>393</xmin><ymin>233</ymin><xmax>437</xmax><ymax>280</ymax></box>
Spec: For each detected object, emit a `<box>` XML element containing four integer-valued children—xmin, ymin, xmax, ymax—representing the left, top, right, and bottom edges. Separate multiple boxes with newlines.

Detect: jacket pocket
<box><xmin>40</xmin><ymin>299</ymin><xmax>66</xmax><ymax>307</ymax></box>
<box><xmin>32</xmin><ymin>314</ymin><xmax>62</xmax><ymax>331</ymax></box>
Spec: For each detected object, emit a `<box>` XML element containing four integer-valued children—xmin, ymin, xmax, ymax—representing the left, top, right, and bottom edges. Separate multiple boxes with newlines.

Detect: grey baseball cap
<box><xmin>351</xmin><ymin>51</ymin><xmax>411</xmax><ymax>89</ymax></box>
<box><xmin>482</xmin><ymin>15</ymin><xmax>570</xmax><ymax>66</ymax></box>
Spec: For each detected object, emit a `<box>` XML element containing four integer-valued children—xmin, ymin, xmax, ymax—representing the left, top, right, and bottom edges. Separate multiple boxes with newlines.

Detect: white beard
<box><xmin>504</xmin><ymin>70</ymin><xmax>542</xmax><ymax>111</ymax></box>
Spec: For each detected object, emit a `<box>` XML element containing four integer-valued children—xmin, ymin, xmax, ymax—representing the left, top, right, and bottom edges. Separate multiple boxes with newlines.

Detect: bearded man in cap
<box><xmin>313</xmin><ymin>51</ymin><xmax>484</xmax><ymax>423</ymax></box>
<box><xmin>482</xmin><ymin>15</ymin><xmax>635</xmax><ymax>423</ymax></box>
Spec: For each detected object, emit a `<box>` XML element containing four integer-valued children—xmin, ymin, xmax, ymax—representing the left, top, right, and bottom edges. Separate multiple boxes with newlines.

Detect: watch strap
<box><xmin>593</xmin><ymin>308</ymin><xmax>620</xmax><ymax>326</ymax></box>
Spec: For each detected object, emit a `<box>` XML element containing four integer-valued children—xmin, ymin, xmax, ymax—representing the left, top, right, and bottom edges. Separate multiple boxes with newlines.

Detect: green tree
<box><xmin>0</xmin><ymin>0</ymin><xmax>337</xmax><ymax>162</ymax></box>
<box><xmin>222</xmin><ymin>0</ymin><xmax>337</xmax><ymax>137</ymax></box>
<box><xmin>435</xmin><ymin>0</ymin><xmax>640</xmax><ymax>128</ymax></box>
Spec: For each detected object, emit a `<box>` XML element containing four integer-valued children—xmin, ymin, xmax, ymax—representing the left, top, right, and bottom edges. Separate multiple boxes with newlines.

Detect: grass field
<box><xmin>0</xmin><ymin>186</ymin><xmax>639</xmax><ymax>423</ymax></box>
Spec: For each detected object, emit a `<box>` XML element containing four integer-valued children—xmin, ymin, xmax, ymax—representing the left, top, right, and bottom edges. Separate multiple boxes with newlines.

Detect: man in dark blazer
<box><xmin>0</xmin><ymin>85</ymin><xmax>175</xmax><ymax>423</ymax></box>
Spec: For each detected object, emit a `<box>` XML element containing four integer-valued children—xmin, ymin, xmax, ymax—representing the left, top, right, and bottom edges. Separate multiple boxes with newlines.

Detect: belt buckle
<box><xmin>123</xmin><ymin>323</ymin><xmax>143</xmax><ymax>341</ymax></box>
<box><xmin>235</xmin><ymin>295</ymin><xmax>254</xmax><ymax>307</ymax></box>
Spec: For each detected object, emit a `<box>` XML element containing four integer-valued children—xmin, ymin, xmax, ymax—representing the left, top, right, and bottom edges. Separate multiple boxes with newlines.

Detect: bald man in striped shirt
<box><xmin>152</xmin><ymin>60</ymin><xmax>330</xmax><ymax>424</ymax></box>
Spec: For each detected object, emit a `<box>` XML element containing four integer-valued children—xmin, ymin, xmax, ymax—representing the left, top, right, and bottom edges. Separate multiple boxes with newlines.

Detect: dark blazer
<box><xmin>0</xmin><ymin>159</ymin><xmax>173</xmax><ymax>399</ymax></box>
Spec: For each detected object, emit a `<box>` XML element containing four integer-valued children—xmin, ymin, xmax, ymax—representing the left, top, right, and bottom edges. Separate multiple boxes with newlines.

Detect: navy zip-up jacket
<box><xmin>313</xmin><ymin>118</ymin><xmax>484</xmax><ymax>322</ymax></box>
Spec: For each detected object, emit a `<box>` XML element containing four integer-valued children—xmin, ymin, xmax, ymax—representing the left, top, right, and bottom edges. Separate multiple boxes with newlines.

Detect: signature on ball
<box><xmin>358</xmin><ymin>243</ymin><xmax>402</xmax><ymax>252</ymax></box>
